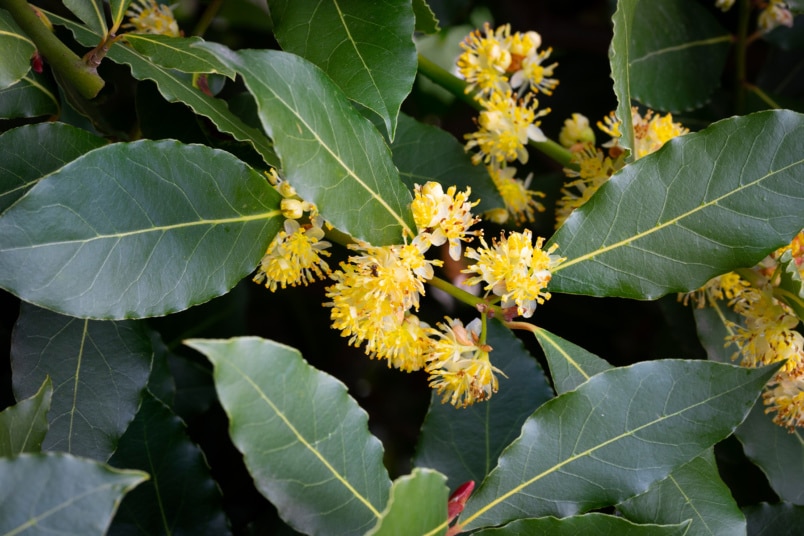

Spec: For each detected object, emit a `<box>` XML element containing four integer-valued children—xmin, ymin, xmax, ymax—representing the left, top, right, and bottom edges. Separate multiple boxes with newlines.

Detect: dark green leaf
<box><xmin>145</xmin><ymin>331</ymin><xmax>176</xmax><ymax>406</ymax></box>
<box><xmin>0</xmin><ymin>140</ymin><xmax>283</xmax><ymax>319</ymax></box>
<box><xmin>735</xmin><ymin>401</ymin><xmax>804</xmax><ymax>505</ymax></box>
<box><xmin>458</xmin><ymin>360</ymin><xmax>776</xmax><ymax>531</ymax></box>
<box><xmin>0</xmin><ymin>8</ymin><xmax>35</xmax><ymax>90</ymax></box>
<box><xmin>109</xmin><ymin>0</ymin><xmax>132</xmax><ymax>31</ymax></box>
<box><xmin>609</xmin><ymin>0</ymin><xmax>637</xmax><ymax>157</ymax></box>
<box><xmin>50</xmin><ymin>12</ymin><xmax>279</xmax><ymax>167</ymax></box>
<box><xmin>367</xmin><ymin>468</ymin><xmax>448</xmax><ymax>536</ymax></box>
<box><xmin>122</xmin><ymin>34</ymin><xmax>236</xmax><ymax>77</ymax></box>
<box><xmin>10</xmin><ymin>303</ymin><xmax>153</xmax><ymax>460</ymax></box>
<box><xmin>0</xmin><ymin>122</ymin><xmax>106</xmax><ymax>212</ymax></box>
<box><xmin>0</xmin><ymin>72</ymin><xmax>59</xmax><ymax>119</ymax></box>
<box><xmin>205</xmin><ymin>46</ymin><xmax>416</xmax><ymax>245</ymax></box>
<box><xmin>108</xmin><ymin>391</ymin><xmax>230</xmax><ymax>536</ymax></box>
<box><xmin>618</xmin><ymin>448</ymin><xmax>746</xmax><ymax>536</ymax></box>
<box><xmin>268</xmin><ymin>0</ymin><xmax>417</xmax><ymax>139</ymax></box>
<box><xmin>186</xmin><ymin>336</ymin><xmax>391</xmax><ymax>536</ymax></box>
<box><xmin>63</xmin><ymin>0</ymin><xmax>106</xmax><ymax>35</ymax></box>
<box><xmin>392</xmin><ymin>113</ymin><xmax>504</xmax><ymax>214</ymax></box>
<box><xmin>472</xmin><ymin>513</ymin><xmax>689</xmax><ymax>536</ymax></box>
<box><xmin>549</xmin><ymin>111</ymin><xmax>804</xmax><ymax>299</ymax></box>
<box><xmin>744</xmin><ymin>502</ymin><xmax>804</xmax><ymax>536</ymax></box>
<box><xmin>692</xmin><ymin>301</ymin><xmax>740</xmax><ymax>365</ymax></box>
<box><xmin>413</xmin><ymin>0</ymin><xmax>440</xmax><ymax>34</ymax></box>
<box><xmin>0</xmin><ymin>453</ymin><xmax>147</xmax><ymax>535</ymax></box>
<box><xmin>778</xmin><ymin>250</ymin><xmax>804</xmax><ymax>319</ymax></box>
<box><xmin>629</xmin><ymin>0</ymin><xmax>731</xmax><ymax>112</ymax></box>
<box><xmin>414</xmin><ymin>320</ymin><xmax>553</xmax><ymax>489</ymax></box>
<box><xmin>531</xmin><ymin>326</ymin><xmax>612</xmax><ymax>394</ymax></box>
<box><xmin>0</xmin><ymin>376</ymin><xmax>51</xmax><ymax>456</ymax></box>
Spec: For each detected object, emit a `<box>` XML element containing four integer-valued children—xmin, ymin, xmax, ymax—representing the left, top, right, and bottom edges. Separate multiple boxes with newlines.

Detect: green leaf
<box><xmin>63</xmin><ymin>0</ymin><xmax>107</xmax><ymax>35</ymax></box>
<box><xmin>0</xmin><ymin>122</ymin><xmax>106</xmax><ymax>213</ymax></box>
<box><xmin>268</xmin><ymin>0</ymin><xmax>417</xmax><ymax>139</ymax></box>
<box><xmin>367</xmin><ymin>468</ymin><xmax>448</xmax><ymax>536</ymax></box>
<box><xmin>108</xmin><ymin>391</ymin><xmax>230</xmax><ymax>536</ymax></box>
<box><xmin>49</xmin><ymin>12</ymin><xmax>279</xmax><ymax>168</ymax></box>
<box><xmin>11</xmin><ymin>303</ymin><xmax>153</xmax><ymax>461</ymax></box>
<box><xmin>0</xmin><ymin>376</ymin><xmax>52</xmax><ymax>456</ymax></box>
<box><xmin>413</xmin><ymin>0</ymin><xmax>440</xmax><ymax>34</ymax></box>
<box><xmin>0</xmin><ymin>139</ymin><xmax>283</xmax><ymax>319</ymax></box>
<box><xmin>186</xmin><ymin>336</ymin><xmax>392</xmax><ymax>536</ymax></box>
<box><xmin>609</xmin><ymin>0</ymin><xmax>637</xmax><ymax>157</ymax></box>
<box><xmin>414</xmin><ymin>320</ymin><xmax>553</xmax><ymax>489</ymax></box>
<box><xmin>392</xmin><ymin>113</ymin><xmax>504</xmax><ymax>214</ymax></box>
<box><xmin>618</xmin><ymin>448</ymin><xmax>746</xmax><ymax>536</ymax></box>
<box><xmin>629</xmin><ymin>0</ymin><xmax>731</xmax><ymax>112</ymax></box>
<box><xmin>735</xmin><ymin>401</ymin><xmax>804</xmax><ymax>505</ymax></box>
<box><xmin>0</xmin><ymin>8</ymin><xmax>35</xmax><ymax>90</ymax></box>
<box><xmin>0</xmin><ymin>72</ymin><xmax>58</xmax><ymax>120</ymax></box>
<box><xmin>778</xmin><ymin>249</ymin><xmax>804</xmax><ymax>320</ymax></box>
<box><xmin>122</xmin><ymin>34</ymin><xmax>236</xmax><ymax>77</ymax></box>
<box><xmin>693</xmin><ymin>301</ymin><xmax>741</xmax><ymax>365</ymax></box>
<box><xmin>531</xmin><ymin>326</ymin><xmax>612</xmax><ymax>394</ymax></box>
<box><xmin>549</xmin><ymin>110</ymin><xmax>804</xmax><ymax>299</ymax></box>
<box><xmin>205</xmin><ymin>46</ymin><xmax>416</xmax><ymax>245</ymax></box>
<box><xmin>458</xmin><ymin>360</ymin><xmax>777</xmax><ymax>531</ymax></box>
<box><xmin>0</xmin><ymin>453</ymin><xmax>147</xmax><ymax>536</ymax></box>
<box><xmin>109</xmin><ymin>0</ymin><xmax>132</xmax><ymax>31</ymax></box>
<box><xmin>744</xmin><ymin>502</ymin><xmax>804</xmax><ymax>535</ymax></box>
<box><xmin>472</xmin><ymin>513</ymin><xmax>689</xmax><ymax>536</ymax></box>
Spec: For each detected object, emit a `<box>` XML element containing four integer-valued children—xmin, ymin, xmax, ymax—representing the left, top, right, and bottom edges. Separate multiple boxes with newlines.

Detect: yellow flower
<box><xmin>679</xmin><ymin>271</ymin><xmax>750</xmax><ymax>308</ymax></box>
<box><xmin>508</xmin><ymin>41</ymin><xmax>558</xmax><ymax>97</ymax></box>
<box><xmin>463</xmin><ymin>230</ymin><xmax>563</xmax><ymax>318</ymax></box>
<box><xmin>758</xmin><ymin>0</ymin><xmax>794</xmax><ymax>33</ymax></box>
<box><xmin>487</xmin><ymin>165</ymin><xmax>545</xmax><ymax>225</ymax></box>
<box><xmin>559</xmin><ymin>113</ymin><xmax>596</xmax><ymax>148</ymax></box>
<box><xmin>763</xmin><ymin>371</ymin><xmax>804</xmax><ymax>431</ymax></box>
<box><xmin>253</xmin><ymin>218</ymin><xmax>331</xmax><ymax>292</ymax></box>
<box><xmin>124</xmin><ymin>0</ymin><xmax>181</xmax><ymax>36</ymax></box>
<box><xmin>631</xmin><ymin>108</ymin><xmax>689</xmax><ymax>159</ymax></box>
<box><xmin>465</xmin><ymin>90</ymin><xmax>549</xmax><ymax>167</ymax></box>
<box><xmin>457</xmin><ymin>23</ymin><xmax>512</xmax><ymax>95</ymax></box>
<box><xmin>363</xmin><ymin>313</ymin><xmax>434</xmax><ymax>372</ymax></box>
<box><xmin>555</xmin><ymin>143</ymin><xmax>619</xmax><ymax>229</ymax></box>
<box><xmin>411</xmin><ymin>182</ymin><xmax>480</xmax><ymax>260</ymax></box>
<box><xmin>715</xmin><ymin>0</ymin><xmax>735</xmax><ymax>11</ymax></box>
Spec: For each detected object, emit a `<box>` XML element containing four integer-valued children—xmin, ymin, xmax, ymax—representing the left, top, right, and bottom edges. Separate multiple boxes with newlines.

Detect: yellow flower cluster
<box><xmin>124</xmin><ymin>0</ymin><xmax>181</xmax><ymax>36</ymax></box>
<box><xmin>457</xmin><ymin>23</ymin><xmax>557</xmax><ymax>224</ymax></box>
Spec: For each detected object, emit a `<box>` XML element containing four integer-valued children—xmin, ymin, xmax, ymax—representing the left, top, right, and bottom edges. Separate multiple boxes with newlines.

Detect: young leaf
<box><xmin>108</xmin><ymin>390</ymin><xmax>230</xmax><ymax>535</ymax></box>
<box><xmin>391</xmin><ymin>113</ymin><xmax>504</xmax><ymax>214</ymax></box>
<box><xmin>121</xmin><ymin>34</ymin><xmax>236</xmax><ymax>77</ymax></box>
<box><xmin>414</xmin><ymin>320</ymin><xmax>553</xmax><ymax>489</ymax></box>
<box><xmin>457</xmin><ymin>360</ymin><xmax>777</xmax><ymax>531</ymax></box>
<box><xmin>11</xmin><ymin>303</ymin><xmax>153</xmax><ymax>461</ymax></box>
<box><xmin>549</xmin><ymin>110</ymin><xmax>804</xmax><ymax>299</ymax></box>
<box><xmin>186</xmin><ymin>336</ymin><xmax>392</xmax><ymax>536</ymax></box>
<box><xmin>530</xmin><ymin>326</ymin><xmax>612</xmax><ymax>394</ymax></box>
<box><xmin>629</xmin><ymin>0</ymin><xmax>731</xmax><ymax>112</ymax></box>
<box><xmin>0</xmin><ymin>376</ymin><xmax>52</xmax><ymax>456</ymax></box>
<box><xmin>0</xmin><ymin>139</ymin><xmax>283</xmax><ymax>320</ymax></box>
<box><xmin>0</xmin><ymin>122</ymin><xmax>106</xmax><ymax>212</ymax></box>
<box><xmin>268</xmin><ymin>0</ymin><xmax>417</xmax><ymax>139</ymax></box>
<box><xmin>204</xmin><ymin>46</ymin><xmax>417</xmax><ymax>246</ymax></box>
<box><xmin>367</xmin><ymin>468</ymin><xmax>448</xmax><ymax>536</ymax></box>
<box><xmin>609</xmin><ymin>0</ymin><xmax>637</xmax><ymax>156</ymax></box>
<box><xmin>0</xmin><ymin>72</ymin><xmax>59</xmax><ymax>120</ymax></box>
<box><xmin>0</xmin><ymin>453</ymin><xmax>147</xmax><ymax>535</ymax></box>
<box><xmin>471</xmin><ymin>513</ymin><xmax>689</xmax><ymax>536</ymax></box>
<box><xmin>618</xmin><ymin>448</ymin><xmax>746</xmax><ymax>536</ymax></box>
<box><xmin>0</xmin><ymin>8</ymin><xmax>35</xmax><ymax>90</ymax></box>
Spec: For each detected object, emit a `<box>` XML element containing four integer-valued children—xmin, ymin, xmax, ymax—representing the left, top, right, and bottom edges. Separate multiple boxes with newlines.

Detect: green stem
<box><xmin>416</xmin><ymin>53</ymin><xmax>574</xmax><ymax>168</ymax></box>
<box><xmin>0</xmin><ymin>0</ymin><xmax>104</xmax><ymax>99</ymax></box>
<box><xmin>746</xmin><ymin>83</ymin><xmax>781</xmax><ymax>109</ymax></box>
<box><xmin>734</xmin><ymin>0</ymin><xmax>751</xmax><ymax>114</ymax></box>
<box><xmin>427</xmin><ymin>275</ymin><xmax>506</xmax><ymax>318</ymax></box>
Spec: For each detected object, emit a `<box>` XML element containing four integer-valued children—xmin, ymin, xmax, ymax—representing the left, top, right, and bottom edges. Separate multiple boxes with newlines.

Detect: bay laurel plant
<box><xmin>1</xmin><ymin>0</ymin><xmax>804</xmax><ymax>534</ymax></box>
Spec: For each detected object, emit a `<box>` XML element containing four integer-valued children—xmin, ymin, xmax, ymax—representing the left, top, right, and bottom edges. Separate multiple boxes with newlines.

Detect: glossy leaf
<box><xmin>735</xmin><ymin>402</ymin><xmax>804</xmax><ymax>505</ymax></box>
<box><xmin>0</xmin><ymin>376</ymin><xmax>51</xmax><ymax>456</ymax></box>
<box><xmin>778</xmin><ymin>250</ymin><xmax>804</xmax><ymax>319</ymax></box>
<box><xmin>186</xmin><ymin>336</ymin><xmax>391</xmax><ymax>536</ymax></box>
<box><xmin>108</xmin><ymin>391</ymin><xmax>230</xmax><ymax>535</ymax></box>
<box><xmin>11</xmin><ymin>303</ymin><xmax>153</xmax><ymax>460</ymax></box>
<box><xmin>0</xmin><ymin>139</ymin><xmax>283</xmax><ymax>319</ymax></box>
<box><xmin>64</xmin><ymin>0</ymin><xmax>106</xmax><ymax>35</ymax></box>
<box><xmin>0</xmin><ymin>453</ymin><xmax>147</xmax><ymax>535</ymax></box>
<box><xmin>629</xmin><ymin>0</ymin><xmax>731</xmax><ymax>112</ymax></box>
<box><xmin>458</xmin><ymin>360</ymin><xmax>776</xmax><ymax>531</ymax></box>
<box><xmin>268</xmin><ymin>0</ymin><xmax>417</xmax><ymax>139</ymax></box>
<box><xmin>744</xmin><ymin>502</ymin><xmax>804</xmax><ymax>535</ymax></box>
<box><xmin>392</xmin><ymin>113</ymin><xmax>504</xmax><ymax>214</ymax></box>
<box><xmin>0</xmin><ymin>72</ymin><xmax>58</xmax><ymax>119</ymax></box>
<box><xmin>609</xmin><ymin>0</ymin><xmax>637</xmax><ymax>157</ymax></box>
<box><xmin>0</xmin><ymin>8</ymin><xmax>34</xmax><ymax>90</ymax></box>
<box><xmin>618</xmin><ymin>448</ymin><xmax>746</xmax><ymax>536</ymax></box>
<box><xmin>50</xmin><ymin>12</ymin><xmax>279</xmax><ymax>167</ymax></box>
<box><xmin>122</xmin><ymin>34</ymin><xmax>236</xmax><ymax>77</ymax></box>
<box><xmin>414</xmin><ymin>320</ymin><xmax>553</xmax><ymax>489</ymax></box>
<box><xmin>205</xmin><ymin>46</ymin><xmax>416</xmax><ymax>245</ymax></box>
<box><xmin>531</xmin><ymin>326</ymin><xmax>612</xmax><ymax>394</ymax></box>
<box><xmin>472</xmin><ymin>513</ymin><xmax>689</xmax><ymax>536</ymax></box>
<box><xmin>549</xmin><ymin>110</ymin><xmax>804</xmax><ymax>299</ymax></box>
<box><xmin>109</xmin><ymin>0</ymin><xmax>132</xmax><ymax>31</ymax></box>
<box><xmin>413</xmin><ymin>0</ymin><xmax>440</xmax><ymax>34</ymax></box>
<box><xmin>367</xmin><ymin>468</ymin><xmax>448</xmax><ymax>536</ymax></box>
<box><xmin>0</xmin><ymin>122</ymin><xmax>106</xmax><ymax>212</ymax></box>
